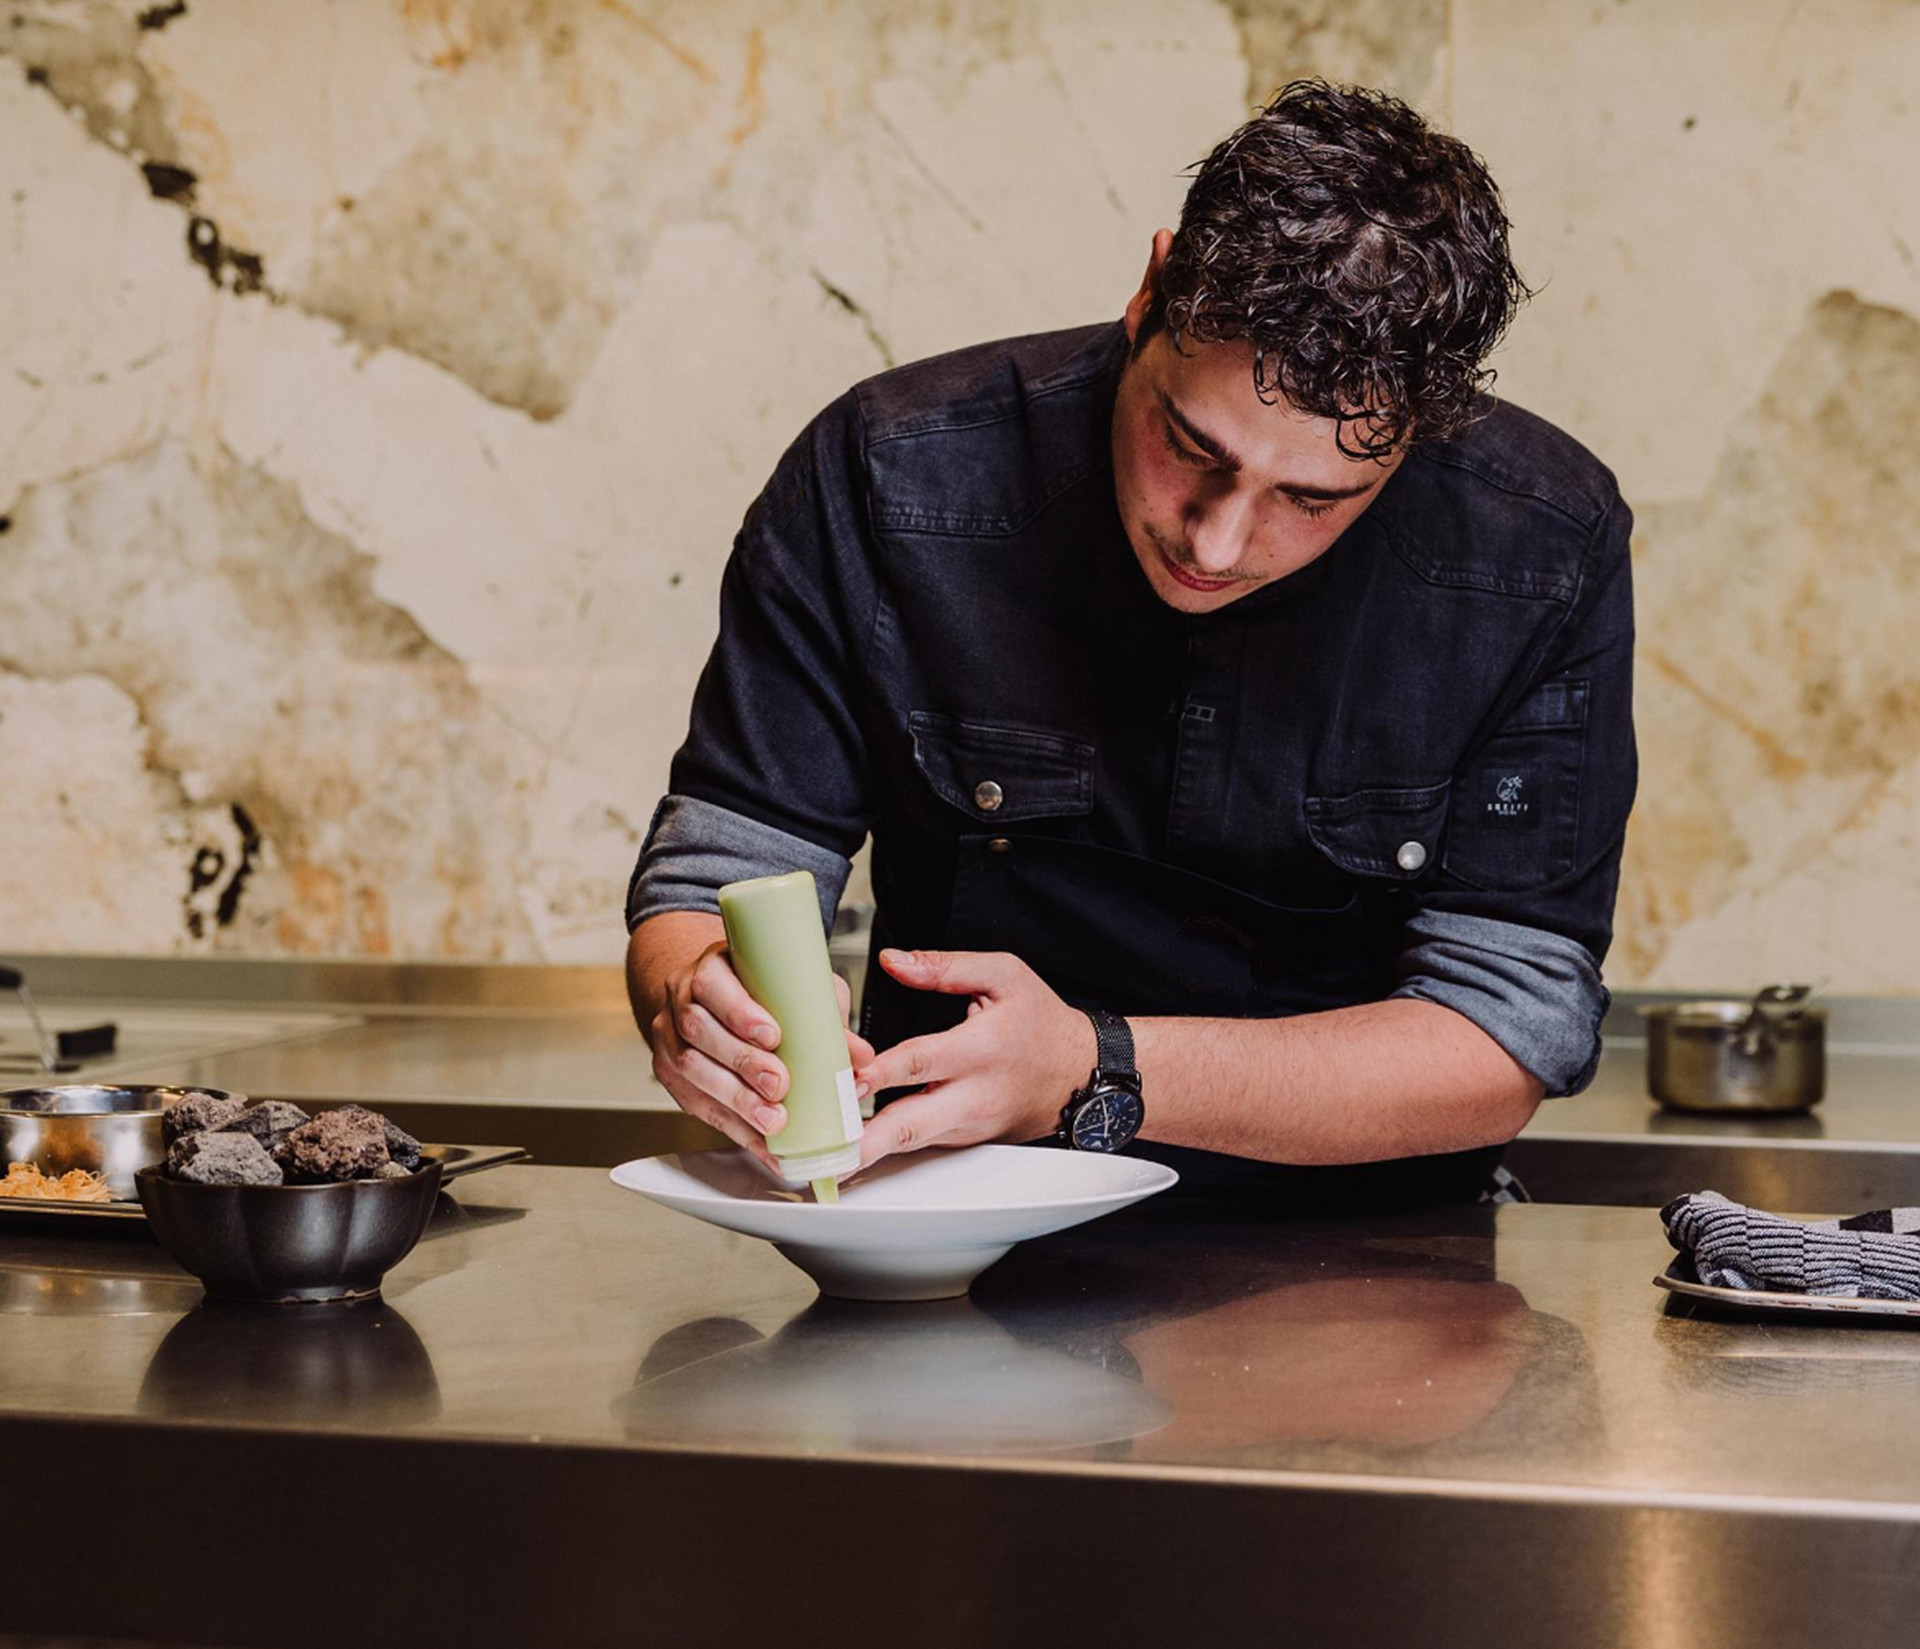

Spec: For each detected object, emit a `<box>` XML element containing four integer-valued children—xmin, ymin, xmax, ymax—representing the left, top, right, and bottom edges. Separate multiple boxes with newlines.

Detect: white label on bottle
<box><xmin>836</xmin><ymin>1067</ymin><xmax>862</xmax><ymax>1136</ymax></box>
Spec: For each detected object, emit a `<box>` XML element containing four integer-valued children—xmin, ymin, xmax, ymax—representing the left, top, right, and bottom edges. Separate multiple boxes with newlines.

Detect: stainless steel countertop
<box><xmin>1510</xmin><ymin>1039</ymin><xmax>1920</xmax><ymax>1207</ymax></box>
<box><xmin>6</xmin><ymin>1165</ymin><xmax>1920</xmax><ymax>1646</ymax></box>
<box><xmin>0</xmin><ymin>1164</ymin><xmax>1910</xmax><ymax>1503</ymax></box>
<box><xmin>108</xmin><ymin>1006</ymin><xmax>668</xmax><ymax>1111</ymax></box>
<box><xmin>1541</xmin><ymin>1039</ymin><xmax>1920</xmax><ymax>1146</ymax></box>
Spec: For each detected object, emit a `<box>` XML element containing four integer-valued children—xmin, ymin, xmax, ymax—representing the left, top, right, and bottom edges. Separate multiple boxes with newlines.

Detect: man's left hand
<box><xmin>852</xmin><ymin>948</ymin><xmax>1094</xmax><ymax>1169</ymax></box>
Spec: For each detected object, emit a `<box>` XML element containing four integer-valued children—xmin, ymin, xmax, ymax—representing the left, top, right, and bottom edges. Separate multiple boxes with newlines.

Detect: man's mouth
<box><xmin>1157</xmin><ymin>547</ymin><xmax>1245</xmax><ymax>595</ymax></box>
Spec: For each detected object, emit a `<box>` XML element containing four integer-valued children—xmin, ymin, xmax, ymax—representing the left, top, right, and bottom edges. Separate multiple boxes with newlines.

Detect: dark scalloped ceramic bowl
<box><xmin>134</xmin><ymin>1161</ymin><xmax>443</xmax><ymax>1305</ymax></box>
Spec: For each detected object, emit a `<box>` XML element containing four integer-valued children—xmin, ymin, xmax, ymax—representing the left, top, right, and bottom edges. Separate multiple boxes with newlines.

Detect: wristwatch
<box><xmin>1057</xmin><ymin>1008</ymin><xmax>1144</xmax><ymax>1153</ymax></box>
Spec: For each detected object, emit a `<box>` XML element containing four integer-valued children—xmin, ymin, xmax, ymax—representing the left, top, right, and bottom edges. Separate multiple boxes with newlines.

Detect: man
<box><xmin>625</xmin><ymin>81</ymin><xmax>1635</xmax><ymax>1203</ymax></box>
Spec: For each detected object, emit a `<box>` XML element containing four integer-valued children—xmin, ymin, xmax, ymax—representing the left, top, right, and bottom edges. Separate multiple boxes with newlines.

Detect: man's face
<box><xmin>1112</xmin><ymin>238</ymin><xmax>1405</xmax><ymax>614</ymax></box>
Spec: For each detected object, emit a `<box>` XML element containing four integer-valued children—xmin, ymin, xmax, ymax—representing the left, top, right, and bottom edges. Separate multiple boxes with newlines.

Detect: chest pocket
<box><xmin>908</xmin><ymin>712</ymin><xmax>1094</xmax><ymax>826</ymax></box>
<box><xmin>1304</xmin><ymin>782</ymin><xmax>1451</xmax><ymax>891</ymax></box>
<box><xmin>1443</xmin><ymin>679</ymin><xmax>1587</xmax><ymax>891</ymax></box>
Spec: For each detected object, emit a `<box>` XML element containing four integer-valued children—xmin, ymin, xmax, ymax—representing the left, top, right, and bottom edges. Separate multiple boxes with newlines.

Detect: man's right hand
<box><xmin>629</xmin><ymin>913</ymin><xmax>872</xmax><ymax>1172</ymax></box>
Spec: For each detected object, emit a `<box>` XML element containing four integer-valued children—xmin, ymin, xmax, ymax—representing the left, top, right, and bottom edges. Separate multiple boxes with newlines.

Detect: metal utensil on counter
<box><xmin>0</xmin><ymin>964</ymin><xmax>72</xmax><ymax>1073</ymax></box>
<box><xmin>1644</xmin><ymin>983</ymin><xmax>1826</xmax><ymax>1114</ymax></box>
<box><xmin>0</xmin><ymin>964</ymin><xmax>117</xmax><ymax>1073</ymax></box>
<box><xmin>0</xmin><ymin>1085</ymin><xmax>245</xmax><ymax>1200</ymax></box>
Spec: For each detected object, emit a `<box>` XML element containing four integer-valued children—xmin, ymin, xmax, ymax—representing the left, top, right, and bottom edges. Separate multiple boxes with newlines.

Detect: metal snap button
<box><xmin>1396</xmin><ymin>840</ymin><xmax>1427</xmax><ymax>872</ymax></box>
<box><xmin>987</xmin><ymin>837</ymin><xmax>1011</xmax><ymax>854</ymax></box>
<box><xmin>974</xmin><ymin>780</ymin><xmax>1004</xmax><ymax>812</ymax></box>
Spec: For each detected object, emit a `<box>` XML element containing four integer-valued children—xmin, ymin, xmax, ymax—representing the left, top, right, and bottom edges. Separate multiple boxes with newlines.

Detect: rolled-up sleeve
<box><xmin>626</xmin><ymin>795</ymin><xmax>850</xmax><ymax>932</ymax></box>
<box><xmin>624</xmin><ymin>393</ymin><xmax>879</xmax><ymax>939</ymax></box>
<box><xmin>1391</xmin><ymin>910</ymin><xmax>1608</xmax><ymax>1096</ymax></box>
<box><xmin>1398</xmin><ymin>495</ymin><xmax>1637</xmax><ymax>1097</ymax></box>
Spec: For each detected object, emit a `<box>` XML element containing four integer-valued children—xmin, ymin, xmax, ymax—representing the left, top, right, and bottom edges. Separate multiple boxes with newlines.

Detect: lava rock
<box><xmin>285</xmin><ymin>1108</ymin><xmax>388</xmax><ymax>1182</ymax></box>
<box><xmin>162</xmin><ymin>1091</ymin><xmax>245</xmax><ymax>1144</ymax></box>
<box><xmin>334</xmin><ymin>1105</ymin><xmax>423</xmax><ymax>1171</ymax></box>
<box><xmin>170</xmin><ymin>1131</ymin><xmax>283</xmax><ymax>1186</ymax></box>
<box><xmin>213</xmin><ymin>1100</ymin><xmax>310</xmax><ymax>1162</ymax></box>
<box><xmin>371</xmin><ymin>1160</ymin><xmax>414</xmax><ymax>1180</ymax></box>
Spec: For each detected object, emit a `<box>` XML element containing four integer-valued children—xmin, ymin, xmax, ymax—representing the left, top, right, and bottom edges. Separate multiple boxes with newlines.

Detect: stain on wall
<box><xmin>1622</xmin><ymin>292</ymin><xmax>1920</xmax><ymax>982</ymax></box>
<box><xmin>0</xmin><ymin>443</ymin><xmax>534</xmax><ymax>956</ymax></box>
<box><xmin>7</xmin><ymin>6</ymin><xmax>273</xmax><ymax>300</ymax></box>
<box><xmin>295</xmin><ymin>139</ymin><xmax>611</xmax><ymax>422</ymax></box>
<box><xmin>4</xmin><ymin>0</ymin><xmax>1918</xmax><ymax>986</ymax></box>
<box><xmin>1221</xmin><ymin>0</ymin><xmax>1447</xmax><ymax>107</ymax></box>
<box><xmin>4</xmin><ymin>0</ymin><xmax>181</xmax><ymax>160</ymax></box>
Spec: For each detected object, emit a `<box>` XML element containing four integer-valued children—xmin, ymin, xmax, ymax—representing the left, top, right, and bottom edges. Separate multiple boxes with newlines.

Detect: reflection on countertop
<box><xmin>5</xmin><ymin>1163</ymin><xmax>1918</xmax><ymax>1513</ymax></box>
<box><xmin>620</xmin><ymin>1296</ymin><xmax>1172</xmax><ymax>1455</ymax></box>
<box><xmin>11</xmin><ymin>1162</ymin><xmax>1920</xmax><ymax>1649</ymax></box>
<box><xmin>139</xmin><ymin>1298</ymin><xmax>441</xmax><ymax>1427</ymax></box>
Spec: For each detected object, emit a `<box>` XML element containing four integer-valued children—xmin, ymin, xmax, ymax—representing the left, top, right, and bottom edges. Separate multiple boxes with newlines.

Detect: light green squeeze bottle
<box><xmin>717</xmin><ymin>871</ymin><xmax>863</xmax><ymax>1201</ymax></box>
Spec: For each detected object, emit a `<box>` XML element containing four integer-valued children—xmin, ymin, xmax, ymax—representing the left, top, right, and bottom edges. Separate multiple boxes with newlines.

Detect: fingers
<box><xmin>657</xmin><ymin>943</ymin><xmax>793</xmax><ymax>1129</ymax></box>
<box><xmin>877</xmin><ymin>948</ymin><xmax>1025</xmax><ymax>999</ymax></box>
<box><xmin>853</xmin><ymin>1025</ymin><xmax>963</xmax><ymax>1097</ymax></box>
<box><xmin>698</xmin><ymin>1094</ymin><xmax>779</xmax><ymax>1168</ymax></box>
<box><xmin>652</xmin><ymin>1014</ymin><xmax>788</xmax><ymax>1131</ymax></box>
<box><xmin>691</xmin><ymin>945</ymin><xmax>782</xmax><ymax>1050</ymax></box>
<box><xmin>833</xmin><ymin>971</ymin><xmax>852</xmax><ymax>1023</ymax></box>
<box><xmin>676</xmin><ymin>998</ymin><xmax>789</xmax><ymax>1102</ymax></box>
<box><xmin>652</xmin><ymin>955</ymin><xmax>789</xmax><ymax>1141</ymax></box>
<box><xmin>648</xmin><ymin>1037</ymin><xmax>780</xmax><ymax>1168</ymax></box>
<box><xmin>856</xmin><ymin>1085</ymin><xmax>987</xmax><ymax>1169</ymax></box>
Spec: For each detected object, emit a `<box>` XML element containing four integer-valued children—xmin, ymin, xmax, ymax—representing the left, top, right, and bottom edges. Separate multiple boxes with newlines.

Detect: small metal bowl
<box><xmin>1</xmin><ymin>1085</ymin><xmax>244</xmax><ymax>1200</ymax></box>
<box><xmin>135</xmin><ymin>1160</ymin><xmax>444</xmax><ymax>1305</ymax></box>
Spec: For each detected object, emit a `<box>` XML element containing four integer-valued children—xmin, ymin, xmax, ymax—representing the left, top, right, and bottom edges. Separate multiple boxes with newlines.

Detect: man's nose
<box><xmin>1185</xmin><ymin>489</ymin><xmax>1255</xmax><ymax>574</ymax></box>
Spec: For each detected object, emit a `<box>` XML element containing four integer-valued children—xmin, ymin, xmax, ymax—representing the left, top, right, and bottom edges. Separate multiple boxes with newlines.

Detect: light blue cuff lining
<box><xmin>624</xmin><ymin>794</ymin><xmax>850</xmax><ymax>934</ymax></box>
<box><xmin>1390</xmin><ymin>910</ymin><xmax>1608</xmax><ymax>1098</ymax></box>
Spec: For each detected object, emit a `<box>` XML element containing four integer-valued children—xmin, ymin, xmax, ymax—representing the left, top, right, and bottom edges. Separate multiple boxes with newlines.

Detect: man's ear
<box><xmin>1123</xmin><ymin>227</ymin><xmax>1175</xmax><ymax>346</ymax></box>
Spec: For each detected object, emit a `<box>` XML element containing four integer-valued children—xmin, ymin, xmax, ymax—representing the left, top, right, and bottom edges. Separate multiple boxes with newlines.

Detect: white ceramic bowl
<box><xmin>609</xmin><ymin>1144</ymin><xmax>1179</xmax><ymax>1301</ymax></box>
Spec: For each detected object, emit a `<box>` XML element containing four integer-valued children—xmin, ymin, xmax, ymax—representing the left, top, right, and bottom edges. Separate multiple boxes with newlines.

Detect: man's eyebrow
<box><xmin>1158</xmin><ymin>390</ymin><xmax>1241</xmax><ymax>472</ymax></box>
<box><xmin>1279</xmin><ymin>477</ymin><xmax>1381</xmax><ymax>502</ymax></box>
<box><xmin>1158</xmin><ymin>389</ymin><xmax>1381</xmax><ymax>500</ymax></box>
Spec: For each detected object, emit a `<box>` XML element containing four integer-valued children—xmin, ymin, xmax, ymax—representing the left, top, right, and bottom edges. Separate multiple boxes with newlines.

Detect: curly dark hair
<box><xmin>1139</xmin><ymin>80</ymin><xmax>1530</xmax><ymax>458</ymax></box>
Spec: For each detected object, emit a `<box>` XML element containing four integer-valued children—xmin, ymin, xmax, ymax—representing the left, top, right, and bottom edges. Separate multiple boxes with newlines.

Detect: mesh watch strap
<box><xmin>1086</xmin><ymin>1007</ymin><xmax>1135</xmax><ymax>1079</ymax></box>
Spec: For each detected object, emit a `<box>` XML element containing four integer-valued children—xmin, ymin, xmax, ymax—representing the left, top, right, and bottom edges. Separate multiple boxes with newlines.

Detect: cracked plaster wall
<box><xmin>1454</xmin><ymin>0</ymin><xmax>1920</xmax><ymax>990</ymax></box>
<box><xmin>1</xmin><ymin>0</ymin><xmax>1918</xmax><ymax>991</ymax></box>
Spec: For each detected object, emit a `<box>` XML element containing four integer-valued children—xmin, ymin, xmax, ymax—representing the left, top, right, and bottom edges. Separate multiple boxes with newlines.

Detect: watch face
<box><xmin>1070</xmin><ymin>1083</ymin><xmax>1143</xmax><ymax>1153</ymax></box>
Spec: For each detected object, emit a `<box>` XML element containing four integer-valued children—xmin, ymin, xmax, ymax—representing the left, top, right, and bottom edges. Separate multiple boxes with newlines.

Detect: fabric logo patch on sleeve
<box><xmin>1473</xmin><ymin>766</ymin><xmax>1541</xmax><ymax>829</ymax></box>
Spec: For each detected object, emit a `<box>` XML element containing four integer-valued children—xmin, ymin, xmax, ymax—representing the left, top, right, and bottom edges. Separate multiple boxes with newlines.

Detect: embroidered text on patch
<box><xmin>1473</xmin><ymin>765</ymin><xmax>1541</xmax><ymax>830</ymax></box>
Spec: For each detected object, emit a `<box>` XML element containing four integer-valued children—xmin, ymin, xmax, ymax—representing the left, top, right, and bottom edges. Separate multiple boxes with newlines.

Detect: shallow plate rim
<box><xmin>609</xmin><ymin>1145</ymin><xmax>1178</xmax><ymax>1216</ymax></box>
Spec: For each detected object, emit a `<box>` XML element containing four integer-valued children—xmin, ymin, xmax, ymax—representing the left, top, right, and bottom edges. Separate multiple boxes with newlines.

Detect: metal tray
<box><xmin>1656</xmin><ymin>1253</ymin><xmax>1920</xmax><ymax>1320</ymax></box>
<box><xmin>0</xmin><ymin>1142</ymin><xmax>530</xmax><ymax>1222</ymax></box>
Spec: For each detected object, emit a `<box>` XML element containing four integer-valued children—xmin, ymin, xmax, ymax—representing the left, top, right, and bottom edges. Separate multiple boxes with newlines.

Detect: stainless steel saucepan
<box><xmin>1643</xmin><ymin>984</ymin><xmax>1825</xmax><ymax>1115</ymax></box>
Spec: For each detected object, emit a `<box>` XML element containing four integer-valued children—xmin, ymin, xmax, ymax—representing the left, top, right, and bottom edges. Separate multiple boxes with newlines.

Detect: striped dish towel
<box><xmin>1661</xmin><ymin>1191</ymin><xmax>1920</xmax><ymax>1300</ymax></box>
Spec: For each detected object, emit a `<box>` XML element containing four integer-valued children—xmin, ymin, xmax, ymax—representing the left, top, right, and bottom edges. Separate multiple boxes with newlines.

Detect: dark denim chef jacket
<box><xmin>628</xmin><ymin>323</ymin><xmax>1637</xmax><ymax>1202</ymax></box>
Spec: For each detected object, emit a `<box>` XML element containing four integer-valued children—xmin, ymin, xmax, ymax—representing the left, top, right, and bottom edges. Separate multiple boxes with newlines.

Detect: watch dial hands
<box><xmin>1075</xmin><ymin>1093</ymin><xmax>1122</xmax><ymax>1151</ymax></box>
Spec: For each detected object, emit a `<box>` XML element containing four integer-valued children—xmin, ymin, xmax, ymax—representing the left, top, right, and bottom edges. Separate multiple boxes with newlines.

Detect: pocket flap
<box><xmin>1499</xmin><ymin>678</ymin><xmax>1589</xmax><ymax>732</ymax></box>
<box><xmin>1304</xmin><ymin>782</ymin><xmax>1450</xmax><ymax>881</ymax></box>
<box><xmin>909</xmin><ymin>712</ymin><xmax>1094</xmax><ymax>823</ymax></box>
